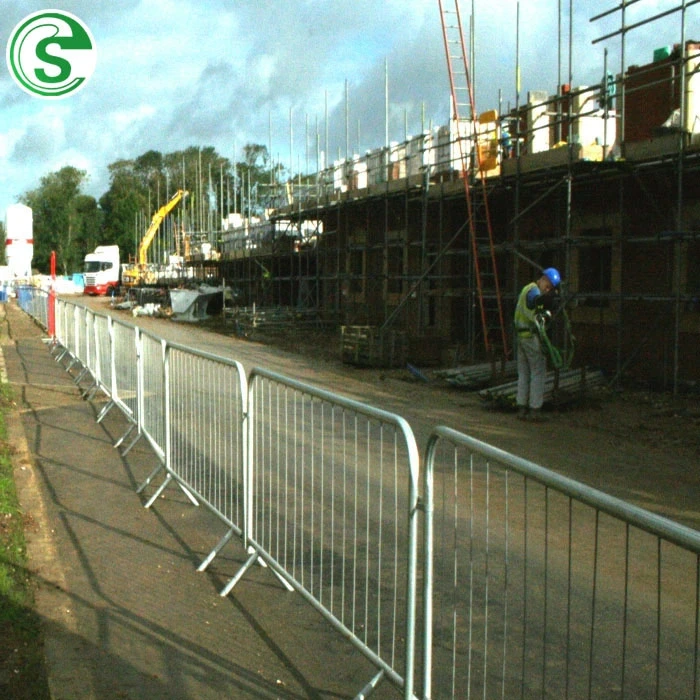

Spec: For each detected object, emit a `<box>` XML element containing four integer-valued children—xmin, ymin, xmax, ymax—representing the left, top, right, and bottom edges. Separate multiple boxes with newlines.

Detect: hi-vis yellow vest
<box><xmin>514</xmin><ymin>282</ymin><xmax>538</xmax><ymax>335</ymax></box>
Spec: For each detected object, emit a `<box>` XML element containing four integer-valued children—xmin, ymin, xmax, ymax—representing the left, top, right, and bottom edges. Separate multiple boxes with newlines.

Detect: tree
<box><xmin>72</xmin><ymin>195</ymin><xmax>104</xmax><ymax>256</ymax></box>
<box><xmin>134</xmin><ymin>149</ymin><xmax>164</xmax><ymax>183</ymax></box>
<box><xmin>20</xmin><ymin>143</ymin><xmax>277</xmax><ymax>274</ymax></box>
<box><xmin>99</xmin><ymin>165</ymin><xmax>149</xmax><ymax>260</ymax></box>
<box><xmin>163</xmin><ymin>146</ymin><xmax>233</xmax><ymax>232</ymax></box>
<box><xmin>243</xmin><ymin>143</ymin><xmax>269</xmax><ymax>170</ymax></box>
<box><xmin>20</xmin><ymin>166</ymin><xmax>97</xmax><ymax>274</ymax></box>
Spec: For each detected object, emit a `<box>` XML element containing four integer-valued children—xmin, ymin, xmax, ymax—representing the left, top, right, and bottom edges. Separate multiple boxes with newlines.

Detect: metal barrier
<box><xmin>16</xmin><ymin>285</ymin><xmax>49</xmax><ymax>328</ymax></box>
<box><xmin>19</xmin><ymin>296</ymin><xmax>700</xmax><ymax>699</ymax></box>
<box><xmin>226</xmin><ymin>367</ymin><xmax>421</xmax><ymax>699</ymax></box>
<box><xmin>48</xmin><ymin>299</ymin><xmax>421</xmax><ymax>698</ymax></box>
<box><xmin>105</xmin><ymin>319</ymin><xmax>139</xmax><ymax>445</ymax></box>
<box><xmin>164</xmin><ymin>342</ymin><xmax>248</xmax><ymax>550</ymax></box>
<box><xmin>422</xmin><ymin>425</ymin><xmax>700</xmax><ymax>700</ymax></box>
<box><xmin>54</xmin><ymin>301</ymin><xmax>87</xmax><ymax>377</ymax></box>
<box><xmin>54</xmin><ymin>299</ymin><xmax>73</xmax><ymax>361</ymax></box>
<box><xmin>138</xmin><ymin>330</ymin><xmax>167</xmax><ymax>461</ymax></box>
<box><xmin>84</xmin><ymin>312</ymin><xmax>111</xmax><ymax>400</ymax></box>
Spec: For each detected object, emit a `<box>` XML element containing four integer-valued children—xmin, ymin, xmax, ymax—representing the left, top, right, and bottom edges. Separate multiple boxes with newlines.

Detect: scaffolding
<box><xmin>210</xmin><ymin>1</ymin><xmax>700</xmax><ymax>389</ymax></box>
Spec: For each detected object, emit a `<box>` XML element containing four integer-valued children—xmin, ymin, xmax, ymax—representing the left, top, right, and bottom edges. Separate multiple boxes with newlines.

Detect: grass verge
<box><xmin>0</xmin><ymin>383</ymin><xmax>50</xmax><ymax>699</ymax></box>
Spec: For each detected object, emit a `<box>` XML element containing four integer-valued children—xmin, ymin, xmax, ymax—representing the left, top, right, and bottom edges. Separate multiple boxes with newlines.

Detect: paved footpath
<box><xmin>0</xmin><ymin>300</ymin><xmax>394</xmax><ymax>700</ymax></box>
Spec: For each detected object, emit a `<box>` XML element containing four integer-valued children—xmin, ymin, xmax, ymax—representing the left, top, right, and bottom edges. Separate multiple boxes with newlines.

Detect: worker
<box><xmin>514</xmin><ymin>267</ymin><xmax>561</xmax><ymax>421</ymax></box>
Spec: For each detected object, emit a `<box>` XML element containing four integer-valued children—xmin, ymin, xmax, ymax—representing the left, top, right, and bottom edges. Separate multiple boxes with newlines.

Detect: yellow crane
<box><xmin>122</xmin><ymin>189</ymin><xmax>188</xmax><ymax>288</ymax></box>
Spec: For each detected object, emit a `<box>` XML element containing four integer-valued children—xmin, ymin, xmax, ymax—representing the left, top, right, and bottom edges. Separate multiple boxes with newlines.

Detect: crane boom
<box><xmin>138</xmin><ymin>189</ymin><xmax>188</xmax><ymax>265</ymax></box>
<box><xmin>120</xmin><ymin>189</ymin><xmax>189</xmax><ymax>289</ymax></box>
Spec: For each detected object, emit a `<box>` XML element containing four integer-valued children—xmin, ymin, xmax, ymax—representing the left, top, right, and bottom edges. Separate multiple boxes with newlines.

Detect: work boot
<box><xmin>528</xmin><ymin>408</ymin><xmax>547</xmax><ymax>422</ymax></box>
<box><xmin>517</xmin><ymin>406</ymin><xmax>528</xmax><ymax>420</ymax></box>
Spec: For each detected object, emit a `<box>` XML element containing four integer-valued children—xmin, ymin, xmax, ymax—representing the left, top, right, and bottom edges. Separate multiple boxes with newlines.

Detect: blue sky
<box><xmin>0</xmin><ymin>0</ymin><xmax>695</xmax><ymax>219</ymax></box>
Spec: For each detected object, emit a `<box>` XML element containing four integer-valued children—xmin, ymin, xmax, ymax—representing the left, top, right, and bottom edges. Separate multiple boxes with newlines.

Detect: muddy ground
<box><xmin>91</xmin><ymin>294</ymin><xmax>700</xmax><ymax>529</ymax></box>
<box><xmin>13</xmin><ymin>295</ymin><xmax>700</xmax><ymax>699</ymax></box>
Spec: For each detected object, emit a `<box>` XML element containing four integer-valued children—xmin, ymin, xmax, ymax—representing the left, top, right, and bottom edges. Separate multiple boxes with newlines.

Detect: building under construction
<box><xmin>190</xmin><ymin>3</ymin><xmax>699</xmax><ymax>390</ymax></box>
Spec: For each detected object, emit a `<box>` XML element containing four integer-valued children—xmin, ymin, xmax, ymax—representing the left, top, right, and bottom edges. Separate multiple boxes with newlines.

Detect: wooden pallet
<box><xmin>341</xmin><ymin>326</ymin><xmax>407</xmax><ymax>368</ymax></box>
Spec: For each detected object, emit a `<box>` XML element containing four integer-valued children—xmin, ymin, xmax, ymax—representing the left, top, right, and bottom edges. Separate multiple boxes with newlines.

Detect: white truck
<box><xmin>83</xmin><ymin>245</ymin><xmax>120</xmax><ymax>296</ymax></box>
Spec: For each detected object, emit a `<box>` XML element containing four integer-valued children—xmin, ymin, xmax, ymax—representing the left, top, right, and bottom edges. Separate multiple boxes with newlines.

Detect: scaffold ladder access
<box><xmin>438</xmin><ymin>0</ymin><xmax>509</xmax><ymax>359</ymax></box>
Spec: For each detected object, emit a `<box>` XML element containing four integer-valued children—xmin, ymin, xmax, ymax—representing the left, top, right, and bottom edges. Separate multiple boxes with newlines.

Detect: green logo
<box><xmin>6</xmin><ymin>10</ymin><xmax>96</xmax><ymax>98</ymax></box>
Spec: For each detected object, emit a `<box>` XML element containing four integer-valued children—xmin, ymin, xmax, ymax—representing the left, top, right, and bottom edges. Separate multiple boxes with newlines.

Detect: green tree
<box><xmin>72</xmin><ymin>195</ymin><xmax>104</xmax><ymax>257</ymax></box>
<box><xmin>99</xmin><ymin>164</ymin><xmax>149</xmax><ymax>261</ymax></box>
<box><xmin>134</xmin><ymin>149</ymin><xmax>164</xmax><ymax>183</ymax></box>
<box><xmin>163</xmin><ymin>146</ymin><xmax>233</xmax><ymax>232</ymax></box>
<box><xmin>20</xmin><ymin>166</ymin><xmax>97</xmax><ymax>274</ymax></box>
<box><xmin>20</xmin><ymin>143</ymin><xmax>277</xmax><ymax>275</ymax></box>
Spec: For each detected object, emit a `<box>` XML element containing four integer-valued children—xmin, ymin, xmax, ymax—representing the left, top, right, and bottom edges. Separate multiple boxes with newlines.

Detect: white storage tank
<box><xmin>4</xmin><ymin>203</ymin><xmax>33</xmax><ymax>279</ymax></box>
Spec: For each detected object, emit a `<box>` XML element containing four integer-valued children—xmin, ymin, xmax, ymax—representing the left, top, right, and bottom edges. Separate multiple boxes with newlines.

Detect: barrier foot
<box><xmin>74</xmin><ymin>366</ymin><xmax>89</xmax><ymax>384</ymax></box>
<box><xmin>354</xmin><ymin>669</ymin><xmax>385</xmax><ymax>700</ymax></box>
<box><xmin>144</xmin><ymin>473</ymin><xmax>171</xmax><ymax>508</ymax></box>
<box><xmin>113</xmin><ymin>422</ymin><xmax>136</xmax><ymax>449</ymax></box>
<box><xmin>178</xmin><ymin>480</ymin><xmax>199</xmax><ymax>507</ymax></box>
<box><xmin>249</xmin><ymin>550</ymin><xmax>294</xmax><ymax>591</ymax></box>
<box><xmin>120</xmin><ymin>430</ymin><xmax>143</xmax><ymax>456</ymax></box>
<box><xmin>198</xmin><ymin>528</ymin><xmax>235</xmax><ymax>572</ymax></box>
<box><xmin>96</xmin><ymin>399</ymin><xmax>115</xmax><ymax>423</ymax></box>
<box><xmin>137</xmin><ymin>462</ymin><xmax>164</xmax><ymax>494</ymax></box>
<box><xmin>220</xmin><ymin>549</ymin><xmax>258</xmax><ymax>597</ymax></box>
<box><xmin>271</xmin><ymin>567</ymin><xmax>294</xmax><ymax>592</ymax></box>
<box><xmin>81</xmin><ymin>381</ymin><xmax>98</xmax><ymax>401</ymax></box>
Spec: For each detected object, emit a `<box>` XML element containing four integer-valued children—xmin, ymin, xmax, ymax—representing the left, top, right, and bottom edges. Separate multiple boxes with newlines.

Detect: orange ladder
<box><xmin>437</xmin><ymin>0</ymin><xmax>509</xmax><ymax>359</ymax></box>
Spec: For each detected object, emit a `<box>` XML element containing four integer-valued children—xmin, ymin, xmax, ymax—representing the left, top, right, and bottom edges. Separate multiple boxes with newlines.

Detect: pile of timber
<box><xmin>478</xmin><ymin>367</ymin><xmax>607</xmax><ymax>407</ymax></box>
<box><xmin>434</xmin><ymin>360</ymin><xmax>517</xmax><ymax>389</ymax></box>
<box><xmin>226</xmin><ymin>306</ymin><xmax>321</xmax><ymax>332</ymax></box>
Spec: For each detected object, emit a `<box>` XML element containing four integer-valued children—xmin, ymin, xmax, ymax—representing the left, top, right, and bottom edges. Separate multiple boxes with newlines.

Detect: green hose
<box><xmin>534</xmin><ymin>308</ymin><xmax>575</xmax><ymax>370</ymax></box>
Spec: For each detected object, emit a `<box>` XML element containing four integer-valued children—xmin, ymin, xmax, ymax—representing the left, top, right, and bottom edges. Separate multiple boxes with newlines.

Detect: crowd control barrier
<box><xmin>234</xmin><ymin>367</ymin><xmax>420</xmax><ymax>697</ymax></box>
<box><xmin>17</xmin><ymin>285</ymin><xmax>49</xmax><ymax>328</ymax></box>
<box><xmin>159</xmin><ymin>339</ymin><xmax>248</xmax><ymax>537</ymax></box>
<box><xmin>51</xmin><ymin>296</ymin><xmax>419</xmax><ymax>698</ymax></box>
<box><xmin>423</xmin><ymin>426</ymin><xmax>700</xmax><ymax>700</ymax></box>
<box><xmin>107</xmin><ymin>318</ymin><xmax>140</xmax><ymax>444</ymax></box>
<box><xmin>16</xmin><ymin>290</ymin><xmax>700</xmax><ymax>700</ymax></box>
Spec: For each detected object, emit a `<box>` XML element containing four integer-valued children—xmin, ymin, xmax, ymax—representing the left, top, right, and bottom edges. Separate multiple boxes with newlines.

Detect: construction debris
<box><xmin>169</xmin><ymin>285</ymin><xmax>224</xmax><ymax>322</ymax></box>
<box><xmin>435</xmin><ymin>360</ymin><xmax>517</xmax><ymax>389</ymax></box>
<box><xmin>478</xmin><ymin>367</ymin><xmax>606</xmax><ymax>407</ymax></box>
<box><xmin>226</xmin><ymin>306</ymin><xmax>323</xmax><ymax>334</ymax></box>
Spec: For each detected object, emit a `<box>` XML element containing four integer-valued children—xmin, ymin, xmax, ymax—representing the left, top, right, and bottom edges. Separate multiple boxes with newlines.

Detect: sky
<box><xmin>0</xmin><ymin>0</ymin><xmax>696</xmax><ymax>219</ymax></box>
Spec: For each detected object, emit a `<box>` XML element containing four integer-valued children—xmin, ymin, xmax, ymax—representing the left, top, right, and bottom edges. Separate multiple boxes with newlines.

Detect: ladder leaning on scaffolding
<box><xmin>437</xmin><ymin>0</ymin><xmax>509</xmax><ymax>360</ymax></box>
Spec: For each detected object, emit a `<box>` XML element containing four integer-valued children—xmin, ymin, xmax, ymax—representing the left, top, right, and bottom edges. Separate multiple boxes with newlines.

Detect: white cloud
<box><xmin>0</xmin><ymin>0</ymin><xmax>696</xmax><ymax>216</ymax></box>
<box><xmin>109</xmin><ymin>104</ymin><xmax>157</xmax><ymax>133</ymax></box>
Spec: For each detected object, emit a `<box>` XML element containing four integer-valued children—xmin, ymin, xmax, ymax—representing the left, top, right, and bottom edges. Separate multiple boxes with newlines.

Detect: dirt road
<box><xmin>7</xmin><ymin>294</ymin><xmax>700</xmax><ymax>698</ymax></box>
<box><xmin>82</xmin><ymin>295</ymin><xmax>700</xmax><ymax>531</ymax></box>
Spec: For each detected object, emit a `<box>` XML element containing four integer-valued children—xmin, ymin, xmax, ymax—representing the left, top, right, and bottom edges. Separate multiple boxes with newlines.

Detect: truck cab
<box><xmin>83</xmin><ymin>245</ymin><xmax>120</xmax><ymax>295</ymax></box>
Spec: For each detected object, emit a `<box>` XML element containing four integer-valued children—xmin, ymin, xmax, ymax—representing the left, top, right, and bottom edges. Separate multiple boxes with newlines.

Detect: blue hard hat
<box><xmin>542</xmin><ymin>267</ymin><xmax>561</xmax><ymax>287</ymax></box>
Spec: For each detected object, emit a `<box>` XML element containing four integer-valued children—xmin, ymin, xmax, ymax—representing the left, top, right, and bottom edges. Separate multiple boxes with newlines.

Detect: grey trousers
<box><xmin>516</xmin><ymin>335</ymin><xmax>546</xmax><ymax>409</ymax></box>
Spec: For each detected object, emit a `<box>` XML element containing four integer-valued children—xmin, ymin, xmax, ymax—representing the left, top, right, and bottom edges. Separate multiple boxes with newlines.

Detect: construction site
<box><xmin>8</xmin><ymin>5</ymin><xmax>700</xmax><ymax>699</ymax></box>
<box><xmin>129</xmin><ymin>1</ymin><xmax>699</xmax><ymax>394</ymax></box>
